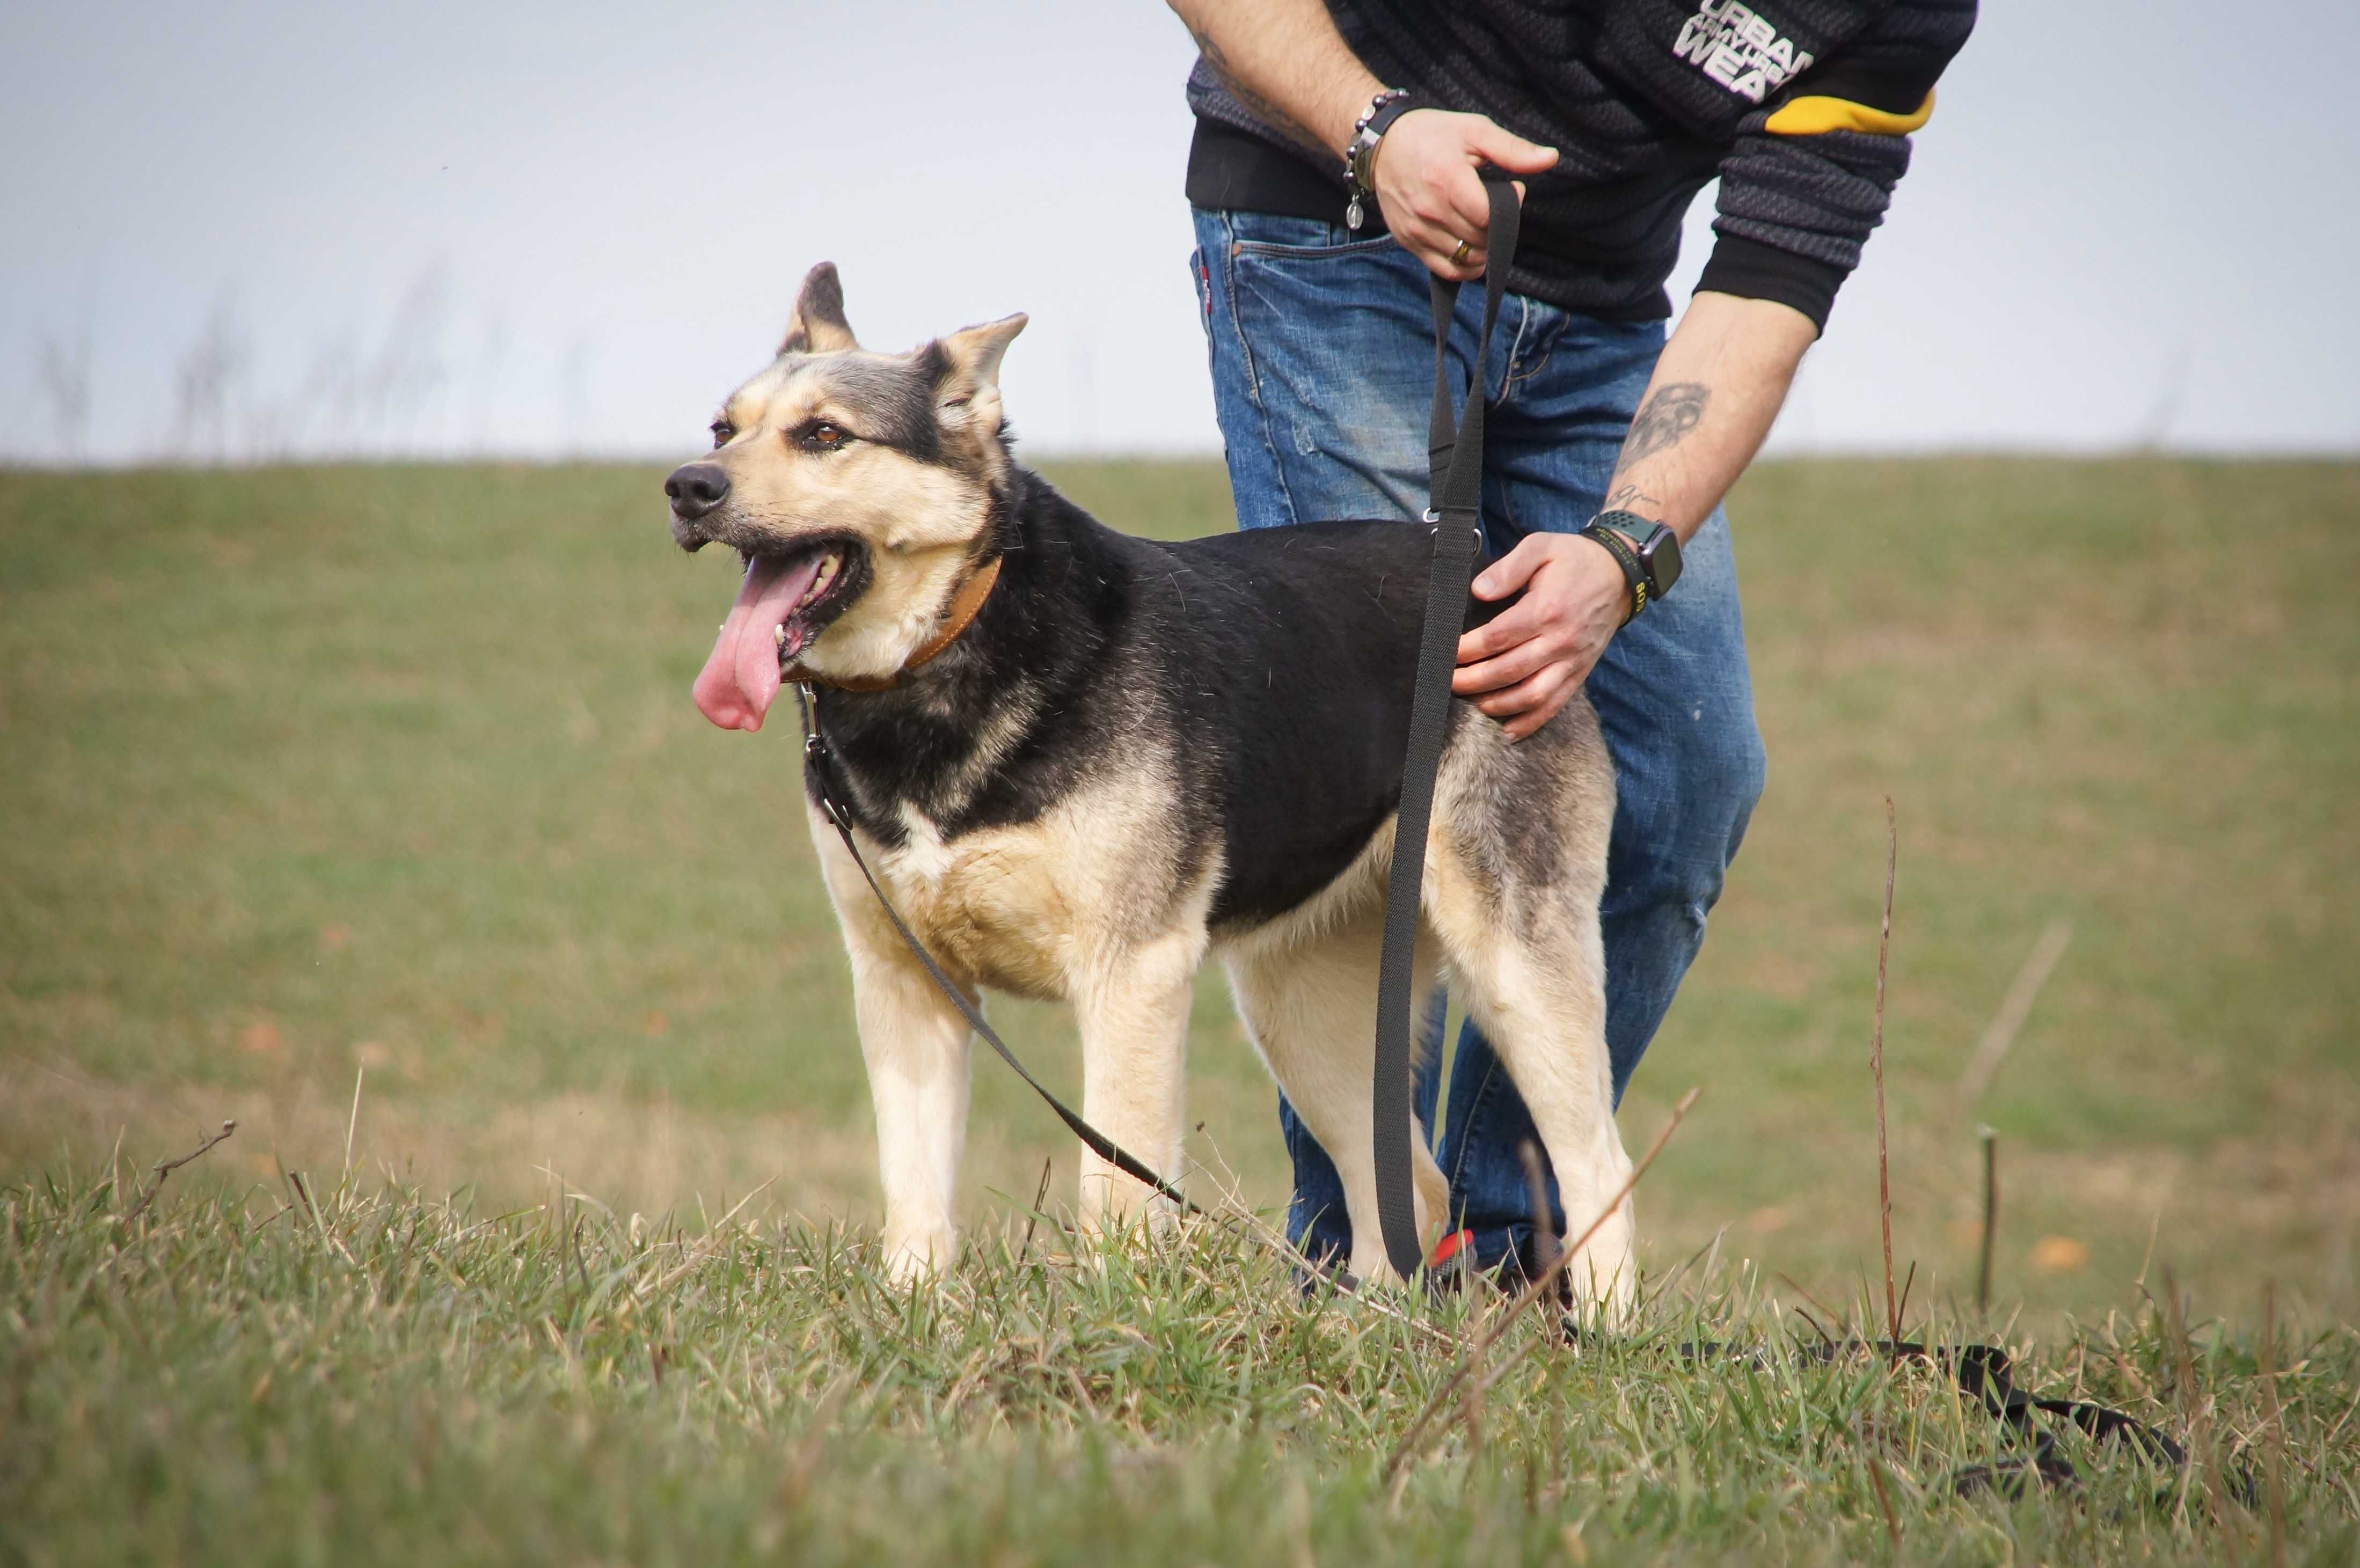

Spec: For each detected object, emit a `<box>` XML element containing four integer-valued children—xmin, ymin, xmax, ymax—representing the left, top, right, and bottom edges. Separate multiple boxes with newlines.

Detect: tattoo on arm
<box><xmin>1602</xmin><ymin>482</ymin><xmax>1660</xmax><ymax>515</ymax></box>
<box><xmin>1618</xmin><ymin>382</ymin><xmax>1709</xmax><ymax>467</ymax></box>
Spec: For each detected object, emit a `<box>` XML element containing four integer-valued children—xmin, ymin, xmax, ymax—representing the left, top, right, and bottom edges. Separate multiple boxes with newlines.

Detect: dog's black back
<box><xmin>808</xmin><ymin>468</ymin><xmax>1529</xmax><ymax>930</ymax></box>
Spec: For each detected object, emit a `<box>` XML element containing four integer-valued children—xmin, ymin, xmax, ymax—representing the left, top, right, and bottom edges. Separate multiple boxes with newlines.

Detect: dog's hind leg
<box><xmin>1423</xmin><ymin>749</ymin><xmax>1634</xmax><ymax>1318</ymax></box>
<box><xmin>1070</xmin><ymin>927</ymin><xmax>1202</xmax><ymax>1239</ymax></box>
<box><xmin>1222</xmin><ymin>898</ymin><xmax>1450</xmax><ymax>1286</ymax></box>
<box><xmin>1406</xmin><ymin>716</ymin><xmax>1633</xmax><ymax>1311</ymax></box>
<box><xmin>812</xmin><ymin>815</ymin><xmax>974</xmax><ymax>1287</ymax></box>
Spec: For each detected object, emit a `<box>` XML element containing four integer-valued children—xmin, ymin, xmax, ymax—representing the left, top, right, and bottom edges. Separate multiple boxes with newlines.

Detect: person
<box><xmin>1168</xmin><ymin>0</ymin><xmax>1976</xmax><ymax>1278</ymax></box>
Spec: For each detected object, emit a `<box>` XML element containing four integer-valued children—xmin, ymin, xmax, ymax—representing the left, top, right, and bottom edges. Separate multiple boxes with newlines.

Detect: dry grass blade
<box><xmin>637</xmin><ymin>1176</ymin><xmax>778</xmax><ymax>1298</ymax></box>
<box><xmin>345</xmin><ymin>1063</ymin><xmax>367</xmax><ymax>1174</ymax></box>
<box><xmin>2259</xmin><ymin>1283</ymin><xmax>2286</xmax><ymax>1568</ymax></box>
<box><xmin>1976</xmin><ymin>1126</ymin><xmax>1999</xmax><ymax>1318</ymax></box>
<box><xmin>1019</xmin><ymin>1155</ymin><xmax>1054</xmax><ymax>1262</ymax></box>
<box><xmin>1956</xmin><ymin>919</ymin><xmax>2071</xmax><ymax>1108</ymax></box>
<box><xmin>1871</xmin><ymin>795</ymin><xmax>1898</xmax><ymax>1346</ymax></box>
<box><xmin>1201</xmin><ymin>1192</ymin><xmax>1458</xmax><ymax>1352</ymax></box>
<box><xmin>1862</xmin><ymin>1431</ymin><xmax>1902</xmax><ymax>1554</ymax></box>
<box><xmin>1382</xmin><ymin>1086</ymin><xmax>1703</xmax><ymax>1484</ymax></box>
<box><xmin>121</xmin><ymin>1119</ymin><xmax>237</xmax><ymax>1223</ymax></box>
<box><xmin>2162</xmin><ymin>1267</ymin><xmax>2242</xmax><ymax>1556</ymax></box>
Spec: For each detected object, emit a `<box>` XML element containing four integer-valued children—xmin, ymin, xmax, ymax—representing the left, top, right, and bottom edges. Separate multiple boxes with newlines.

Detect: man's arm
<box><xmin>1167</xmin><ymin>0</ymin><xmax>1555</xmax><ymax>280</ymax></box>
<box><xmin>1451</xmin><ymin>294</ymin><xmax>1816</xmax><ymax>740</ymax></box>
<box><xmin>1167</xmin><ymin>0</ymin><xmax>1376</xmax><ymax>158</ymax></box>
<box><xmin>1594</xmin><ymin>294</ymin><xmax>1818</xmax><ymax>543</ymax></box>
<box><xmin>1456</xmin><ymin>0</ymin><xmax>1971</xmax><ymax>741</ymax></box>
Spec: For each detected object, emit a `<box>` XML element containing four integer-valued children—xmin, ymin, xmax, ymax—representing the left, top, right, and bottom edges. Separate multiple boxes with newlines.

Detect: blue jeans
<box><xmin>1190</xmin><ymin>208</ymin><xmax>1767</xmax><ymax>1275</ymax></box>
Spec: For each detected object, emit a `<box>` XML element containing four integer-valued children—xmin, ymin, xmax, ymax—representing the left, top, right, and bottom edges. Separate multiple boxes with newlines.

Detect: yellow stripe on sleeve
<box><xmin>1763</xmin><ymin>89</ymin><xmax>1935</xmax><ymax>136</ymax></box>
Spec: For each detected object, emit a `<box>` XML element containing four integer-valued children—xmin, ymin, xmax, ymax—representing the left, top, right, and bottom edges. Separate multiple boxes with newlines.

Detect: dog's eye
<box><xmin>709</xmin><ymin>421</ymin><xmax>735</xmax><ymax>449</ymax></box>
<box><xmin>801</xmin><ymin>421</ymin><xmax>850</xmax><ymax>452</ymax></box>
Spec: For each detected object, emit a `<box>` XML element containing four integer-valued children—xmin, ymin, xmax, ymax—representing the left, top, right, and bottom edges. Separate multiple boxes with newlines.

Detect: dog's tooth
<box><xmin>775</xmin><ymin>624</ymin><xmax>787</xmax><ymax>647</ymax></box>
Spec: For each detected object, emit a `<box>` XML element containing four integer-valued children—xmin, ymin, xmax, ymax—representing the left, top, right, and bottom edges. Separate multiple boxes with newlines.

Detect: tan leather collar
<box><xmin>784</xmin><ymin>554</ymin><xmax>1002</xmax><ymax>694</ymax></box>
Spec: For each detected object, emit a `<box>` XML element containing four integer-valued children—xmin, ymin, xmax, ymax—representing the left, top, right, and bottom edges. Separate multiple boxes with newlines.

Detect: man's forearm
<box><xmin>1167</xmin><ymin>0</ymin><xmax>1380</xmax><ymax>159</ymax></box>
<box><xmin>1602</xmin><ymin>291</ymin><xmax>1818</xmax><ymax>543</ymax></box>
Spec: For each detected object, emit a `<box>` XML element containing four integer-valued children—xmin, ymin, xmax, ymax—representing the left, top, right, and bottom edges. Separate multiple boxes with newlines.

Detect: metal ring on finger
<box><xmin>1451</xmin><ymin>238</ymin><xmax>1474</xmax><ymax>266</ymax></box>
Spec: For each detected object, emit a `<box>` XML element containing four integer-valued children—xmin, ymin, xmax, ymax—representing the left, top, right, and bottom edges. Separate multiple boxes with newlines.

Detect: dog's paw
<box><xmin>1560</xmin><ymin>1212</ymin><xmax>1638</xmax><ymax>1328</ymax></box>
<box><xmin>881</xmin><ymin>1226</ymin><xmax>956</xmax><ymax>1288</ymax></box>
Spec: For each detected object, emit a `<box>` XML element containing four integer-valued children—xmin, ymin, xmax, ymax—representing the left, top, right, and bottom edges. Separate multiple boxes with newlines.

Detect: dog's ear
<box><xmin>930</xmin><ymin>313</ymin><xmax>1027</xmax><ymax>430</ymax></box>
<box><xmin>779</xmin><ymin>262</ymin><xmax>858</xmax><ymax>356</ymax></box>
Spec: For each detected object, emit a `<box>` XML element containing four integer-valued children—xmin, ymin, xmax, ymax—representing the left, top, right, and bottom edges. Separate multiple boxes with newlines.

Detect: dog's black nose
<box><xmin>665</xmin><ymin>461</ymin><xmax>730</xmax><ymax>520</ymax></box>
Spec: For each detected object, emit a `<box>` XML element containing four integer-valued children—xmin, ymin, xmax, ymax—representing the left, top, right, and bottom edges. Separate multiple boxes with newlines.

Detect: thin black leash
<box><xmin>792</xmin><ymin>683</ymin><xmax>1201</xmax><ymax>1217</ymax></box>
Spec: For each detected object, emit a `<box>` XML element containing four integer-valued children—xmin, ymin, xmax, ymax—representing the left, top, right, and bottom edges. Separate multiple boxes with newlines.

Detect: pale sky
<box><xmin>3</xmin><ymin>1</ymin><xmax>2355</xmax><ymax>465</ymax></box>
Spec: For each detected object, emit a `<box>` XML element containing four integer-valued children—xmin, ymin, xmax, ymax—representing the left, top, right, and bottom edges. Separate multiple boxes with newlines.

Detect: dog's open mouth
<box><xmin>691</xmin><ymin>538</ymin><xmax>861</xmax><ymax>732</ymax></box>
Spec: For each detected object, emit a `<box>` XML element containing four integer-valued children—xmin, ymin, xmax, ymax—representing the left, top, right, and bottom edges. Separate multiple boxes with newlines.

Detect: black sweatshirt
<box><xmin>1185</xmin><ymin>0</ymin><xmax>1976</xmax><ymax>329</ymax></box>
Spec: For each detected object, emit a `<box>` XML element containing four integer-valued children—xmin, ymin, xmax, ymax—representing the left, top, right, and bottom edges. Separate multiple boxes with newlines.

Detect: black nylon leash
<box><xmin>792</xmin><ymin>683</ymin><xmax>1202</xmax><ymax>1217</ymax></box>
<box><xmin>1371</xmin><ymin>172</ymin><xmax>1523</xmax><ymax>1281</ymax></box>
<box><xmin>1669</xmin><ymin>1335</ymin><xmax>2250</xmax><ymax>1504</ymax></box>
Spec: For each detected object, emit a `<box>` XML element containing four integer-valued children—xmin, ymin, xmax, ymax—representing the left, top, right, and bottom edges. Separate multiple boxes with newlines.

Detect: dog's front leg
<box><xmin>848</xmin><ymin>939</ymin><xmax>974</xmax><ymax>1286</ymax></box>
<box><xmin>1070</xmin><ymin>933</ymin><xmax>1197</xmax><ymax>1240</ymax></box>
<box><xmin>814</xmin><ymin>815</ymin><xmax>974</xmax><ymax>1287</ymax></box>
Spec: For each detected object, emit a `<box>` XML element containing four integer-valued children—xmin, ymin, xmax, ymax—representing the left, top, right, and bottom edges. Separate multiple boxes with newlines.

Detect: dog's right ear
<box><xmin>779</xmin><ymin>262</ymin><xmax>858</xmax><ymax>356</ymax></box>
<box><xmin>929</xmin><ymin>313</ymin><xmax>1028</xmax><ymax>437</ymax></box>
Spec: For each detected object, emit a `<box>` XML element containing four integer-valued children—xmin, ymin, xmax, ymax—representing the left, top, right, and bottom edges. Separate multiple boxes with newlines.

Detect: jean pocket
<box><xmin>1228</xmin><ymin>213</ymin><xmax>1401</xmax><ymax>260</ymax></box>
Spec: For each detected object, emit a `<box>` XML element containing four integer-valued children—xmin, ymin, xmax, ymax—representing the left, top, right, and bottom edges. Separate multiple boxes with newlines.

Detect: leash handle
<box><xmin>1371</xmin><ymin>173</ymin><xmax>1523</xmax><ymax>1282</ymax></box>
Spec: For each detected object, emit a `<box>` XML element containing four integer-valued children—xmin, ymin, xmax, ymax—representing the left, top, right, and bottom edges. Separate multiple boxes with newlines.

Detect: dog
<box><xmin>665</xmin><ymin>262</ymin><xmax>1636</xmax><ymax>1308</ymax></box>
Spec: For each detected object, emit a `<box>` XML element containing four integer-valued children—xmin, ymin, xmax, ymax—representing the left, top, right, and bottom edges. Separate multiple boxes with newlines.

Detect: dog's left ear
<box><xmin>779</xmin><ymin>262</ymin><xmax>859</xmax><ymax>356</ymax></box>
<box><xmin>931</xmin><ymin>313</ymin><xmax>1027</xmax><ymax>430</ymax></box>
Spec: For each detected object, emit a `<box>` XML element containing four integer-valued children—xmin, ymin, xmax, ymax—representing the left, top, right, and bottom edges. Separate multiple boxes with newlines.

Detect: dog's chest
<box><xmin>874</xmin><ymin>803</ymin><xmax>1078</xmax><ymax>1001</ymax></box>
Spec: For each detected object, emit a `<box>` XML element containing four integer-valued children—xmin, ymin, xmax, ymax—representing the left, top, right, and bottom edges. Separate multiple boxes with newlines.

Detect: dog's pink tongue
<box><xmin>692</xmin><ymin>554</ymin><xmax>825</xmax><ymax>732</ymax></box>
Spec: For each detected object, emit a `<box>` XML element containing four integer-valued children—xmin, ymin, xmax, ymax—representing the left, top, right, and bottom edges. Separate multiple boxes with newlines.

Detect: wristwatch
<box><xmin>1577</xmin><ymin>511</ymin><xmax>1684</xmax><ymax>622</ymax></box>
<box><xmin>1343</xmin><ymin>89</ymin><xmax>1422</xmax><ymax>231</ymax></box>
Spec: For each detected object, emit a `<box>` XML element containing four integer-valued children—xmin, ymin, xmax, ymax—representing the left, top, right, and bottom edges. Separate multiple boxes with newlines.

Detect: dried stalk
<box><xmin>1382</xmin><ymin>1087</ymin><xmax>1702</xmax><ymax>1483</ymax></box>
<box><xmin>121</xmin><ymin>1120</ymin><xmax>237</xmax><ymax>1223</ymax></box>
<box><xmin>1871</xmin><ymin>796</ymin><xmax>1898</xmax><ymax>1345</ymax></box>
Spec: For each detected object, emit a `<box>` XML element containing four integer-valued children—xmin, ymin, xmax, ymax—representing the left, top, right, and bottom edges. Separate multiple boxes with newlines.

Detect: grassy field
<box><xmin>5</xmin><ymin>1174</ymin><xmax>2355</xmax><ymax>1566</ymax></box>
<box><xmin>3</xmin><ymin>455</ymin><xmax>2357</xmax><ymax>1562</ymax></box>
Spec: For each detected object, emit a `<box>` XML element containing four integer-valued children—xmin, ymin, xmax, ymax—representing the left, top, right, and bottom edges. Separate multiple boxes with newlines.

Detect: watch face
<box><xmin>1648</xmin><ymin>527</ymin><xmax>1683</xmax><ymax>595</ymax></box>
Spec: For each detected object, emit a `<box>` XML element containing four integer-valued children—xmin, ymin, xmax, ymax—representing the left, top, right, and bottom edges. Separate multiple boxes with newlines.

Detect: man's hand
<box><xmin>1371</xmin><ymin>110</ymin><xmax>1557</xmax><ymax>280</ymax></box>
<box><xmin>1452</xmin><ymin>533</ymin><xmax>1631</xmax><ymax>742</ymax></box>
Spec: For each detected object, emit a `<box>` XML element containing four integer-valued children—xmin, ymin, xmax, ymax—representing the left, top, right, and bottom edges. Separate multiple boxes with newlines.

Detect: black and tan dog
<box><xmin>667</xmin><ymin>263</ymin><xmax>1635</xmax><ymax>1308</ymax></box>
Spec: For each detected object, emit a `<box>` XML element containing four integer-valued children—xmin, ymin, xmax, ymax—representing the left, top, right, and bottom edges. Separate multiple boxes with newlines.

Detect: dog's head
<box><xmin>669</xmin><ymin>262</ymin><xmax>1025</xmax><ymax>731</ymax></box>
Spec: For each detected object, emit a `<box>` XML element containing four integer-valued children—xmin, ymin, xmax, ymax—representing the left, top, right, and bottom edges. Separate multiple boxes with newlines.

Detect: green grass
<box><xmin>2</xmin><ymin>455</ymin><xmax>2356</xmax><ymax>1562</ymax></box>
<box><xmin>5</xmin><ymin>1170</ymin><xmax>2355</xmax><ymax>1566</ymax></box>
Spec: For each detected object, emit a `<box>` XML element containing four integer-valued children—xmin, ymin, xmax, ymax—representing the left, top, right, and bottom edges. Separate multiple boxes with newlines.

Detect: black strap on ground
<box><xmin>1668</xmin><ymin>1335</ymin><xmax>2252</xmax><ymax>1504</ymax></box>
<box><xmin>1371</xmin><ymin>172</ymin><xmax>1523</xmax><ymax>1282</ymax></box>
<box><xmin>793</xmin><ymin>685</ymin><xmax>1201</xmax><ymax>1217</ymax></box>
